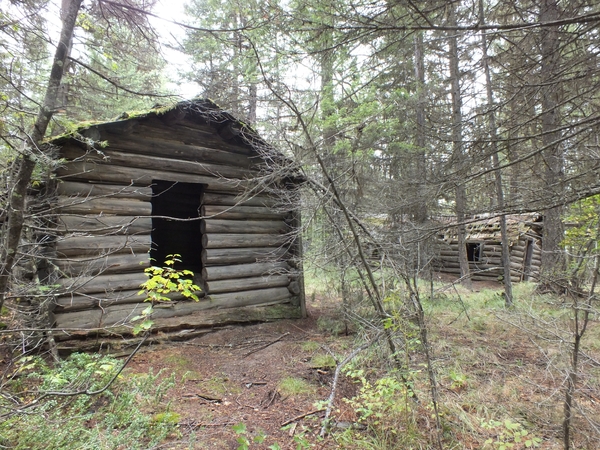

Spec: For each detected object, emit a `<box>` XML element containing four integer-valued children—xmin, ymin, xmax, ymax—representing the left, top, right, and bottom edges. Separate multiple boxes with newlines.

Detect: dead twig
<box><xmin>320</xmin><ymin>331</ymin><xmax>384</xmax><ymax>438</ymax></box>
<box><xmin>243</xmin><ymin>332</ymin><xmax>289</xmax><ymax>357</ymax></box>
<box><xmin>281</xmin><ymin>408</ymin><xmax>326</xmax><ymax>427</ymax></box>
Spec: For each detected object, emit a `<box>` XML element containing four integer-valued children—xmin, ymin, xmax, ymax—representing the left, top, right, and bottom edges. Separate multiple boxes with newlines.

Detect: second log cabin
<box><xmin>44</xmin><ymin>99</ymin><xmax>305</xmax><ymax>343</ymax></box>
<box><xmin>435</xmin><ymin>214</ymin><xmax>543</xmax><ymax>282</ymax></box>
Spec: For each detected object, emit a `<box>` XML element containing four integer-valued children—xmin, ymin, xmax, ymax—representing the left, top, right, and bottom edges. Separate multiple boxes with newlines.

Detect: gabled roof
<box><xmin>49</xmin><ymin>98</ymin><xmax>269</xmax><ymax>151</ymax></box>
<box><xmin>439</xmin><ymin>214</ymin><xmax>543</xmax><ymax>244</ymax></box>
<box><xmin>48</xmin><ymin>98</ymin><xmax>305</xmax><ymax>184</ymax></box>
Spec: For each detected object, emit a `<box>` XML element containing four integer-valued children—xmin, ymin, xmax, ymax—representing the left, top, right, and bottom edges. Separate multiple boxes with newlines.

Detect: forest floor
<box><xmin>126</xmin><ymin>294</ymin><xmax>353</xmax><ymax>449</ymax></box>
<box><xmin>121</xmin><ymin>276</ymin><xmax>600</xmax><ymax>449</ymax></box>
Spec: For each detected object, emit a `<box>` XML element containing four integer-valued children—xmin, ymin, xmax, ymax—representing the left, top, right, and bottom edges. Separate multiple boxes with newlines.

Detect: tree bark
<box><xmin>448</xmin><ymin>4</ymin><xmax>471</xmax><ymax>289</ymax></box>
<box><xmin>539</xmin><ymin>0</ymin><xmax>566</xmax><ymax>284</ymax></box>
<box><xmin>479</xmin><ymin>0</ymin><xmax>513</xmax><ymax>306</ymax></box>
<box><xmin>0</xmin><ymin>0</ymin><xmax>83</xmax><ymax>312</ymax></box>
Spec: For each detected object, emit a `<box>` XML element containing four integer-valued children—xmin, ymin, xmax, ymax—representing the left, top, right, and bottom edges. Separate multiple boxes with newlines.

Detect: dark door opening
<box><xmin>150</xmin><ymin>180</ymin><xmax>204</xmax><ymax>276</ymax></box>
<box><xmin>523</xmin><ymin>239</ymin><xmax>534</xmax><ymax>281</ymax></box>
<box><xmin>466</xmin><ymin>242</ymin><xmax>483</xmax><ymax>262</ymax></box>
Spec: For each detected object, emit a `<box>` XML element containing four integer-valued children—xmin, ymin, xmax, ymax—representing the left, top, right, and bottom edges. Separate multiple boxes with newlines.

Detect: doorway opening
<box><xmin>150</xmin><ymin>180</ymin><xmax>204</xmax><ymax>276</ymax></box>
<box><xmin>466</xmin><ymin>242</ymin><xmax>483</xmax><ymax>262</ymax></box>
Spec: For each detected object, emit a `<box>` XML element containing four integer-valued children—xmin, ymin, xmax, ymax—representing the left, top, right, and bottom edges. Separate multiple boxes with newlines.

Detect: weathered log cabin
<box><xmin>45</xmin><ymin>99</ymin><xmax>305</xmax><ymax>342</ymax></box>
<box><xmin>435</xmin><ymin>214</ymin><xmax>543</xmax><ymax>282</ymax></box>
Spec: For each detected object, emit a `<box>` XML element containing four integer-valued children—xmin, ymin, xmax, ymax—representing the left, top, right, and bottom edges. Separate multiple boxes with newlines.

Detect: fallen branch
<box><xmin>320</xmin><ymin>331</ymin><xmax>384</xmax><ymax>438</ymax></box>
<box><xmin>281</xmin><ymin>408</ymin><xmax>325</xmax><ymax>427</ymax></box>
<box><xmin>244</xmin><ymin>332</ymin><xmax>289</xmax><ymax>357</ymax></box>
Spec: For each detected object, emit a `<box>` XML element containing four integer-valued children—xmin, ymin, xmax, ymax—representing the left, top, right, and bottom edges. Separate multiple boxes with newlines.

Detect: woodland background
<box><xmin>1</xmin><ymin>0</ymin><xmax>600</xmax><ymax>448</ymax></box>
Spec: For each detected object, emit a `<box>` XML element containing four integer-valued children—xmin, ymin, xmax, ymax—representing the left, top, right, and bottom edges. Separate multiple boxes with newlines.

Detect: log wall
<box><xmin>435</xmin><ymin>235</ymin><xmax>542</xmax><ymax>282</ymax></box>
<box><xmin>48</xmin><ymin>108</ymin><xmax>304</xmax><ymax>334</ymax></box>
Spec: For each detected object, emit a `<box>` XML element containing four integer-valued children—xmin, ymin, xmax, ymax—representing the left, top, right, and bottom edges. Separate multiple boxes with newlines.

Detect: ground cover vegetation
<box><xmin>1</xmin><ymin>0</ymin><xmax>600</xmax><ymax>448</ymax></box>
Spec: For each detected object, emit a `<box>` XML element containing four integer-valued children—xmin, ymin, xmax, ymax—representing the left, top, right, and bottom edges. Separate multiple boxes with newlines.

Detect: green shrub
<box><xmin>0</xmin><ymin>353</ymin><xmax>177</xmax><ymax>449</ymax></box>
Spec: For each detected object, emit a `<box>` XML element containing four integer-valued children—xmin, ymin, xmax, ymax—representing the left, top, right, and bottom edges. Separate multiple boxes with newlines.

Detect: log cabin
<box><xmin>43</xmin><ymin>98</ymin><xmax>305</xmax><ymax>345</ymax></box>
<box><xmin>435</xmin><ymin>214</ymin><xmax>543</xmax><ymax>282</ymax></box>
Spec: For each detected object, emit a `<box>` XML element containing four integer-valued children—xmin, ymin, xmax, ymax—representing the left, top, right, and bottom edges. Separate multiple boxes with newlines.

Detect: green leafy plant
<box><xmin>0</xmin><ymin>353</ymin><xmax>178</xmax><ymax>449</ymax></box>
<box><xmin>132</xmin><ymin>254</ymin><xmax>201</xmax><ymax>334</ymax></box>
<box><xmin>481</xmin><ymin>418</ymin><xmax>542</xmax><ymax>449</ymax></box>
<box><xmin>232</xmin><ymin>423</ymin><xmax>267</xmax><ymax>450</ymax></box>
<box><xmin>344</xmin><ymin>369</ymin><xmax>412</xmax><ymax>427</ymax></box>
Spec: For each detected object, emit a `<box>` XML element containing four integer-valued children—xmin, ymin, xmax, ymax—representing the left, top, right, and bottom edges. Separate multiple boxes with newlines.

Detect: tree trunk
<box><xmin>0</xmin><ymin>0</ymin><xmax>83</xmax><ymax>312</ymax></box>
<box><xmin>448</xmin><ymin>4</ymin><xmax>471</xmax><ymax>289</ymax></box>
<box><xmin>479</xmin><ymin>0</ymin><xmax>513</xmax><ymax>306</ymax></box>
<box><xmin>539</xmin><ymin>0</ymin><xmax>565</xmax><ymax>284</ymax></box>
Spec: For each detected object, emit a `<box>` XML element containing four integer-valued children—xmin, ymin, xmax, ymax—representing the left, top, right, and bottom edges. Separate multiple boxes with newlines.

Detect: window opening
<box><xmin>150</xmin><ymin>180</ymin><xmax>204</xmax><ymax>275</ymax></box>
<box><xmin>466</xmin><ymin>242</ymin><xmax>483</xmax><ymax>262</ymax></box>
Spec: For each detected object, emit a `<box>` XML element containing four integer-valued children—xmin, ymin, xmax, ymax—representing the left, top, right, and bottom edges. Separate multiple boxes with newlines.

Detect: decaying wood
<box><xmin>243</xmin><ymin>332</ymin><xmax>289</xmax><ymax>357</ymax></box>
<box><xmin>205</xmin><ymin>274</ymin><xmax>290</xmax><ymax>294</ymax></box>
<box><xmin>201</xmin><ymin>219</ymin><xmax>288</xmax><ymax>234</ymax></box>
<box><xmin>53</xmin><ymin>286</ymin><xmax>293</xmax><ymax>329</ymax></box>
<box><xmin>55</xmin><ymin>234</ymin><xmax>151</xmax><ymax>257</ymax></box>
<box><xmin>94</xmin><ymin>134</ymin><xmax>255</xmax><ymax>168</ymax></box>
<box><xmin>56</xmin><ymin>215</ymin><xmax>152</xmax><ymax>235</ymax></box>
<box><xmin>54</xmin><ymin>253</ymin><xmax>149</xmax><ymax>277</ymax></box>
<box><xmin>57</xmin><ymin>181</ymin><xmax>153</xmax><ymax>200</ymax></box>
<box><xmin>203</xmin><ymin>192</ymin><xmax>278</xmax><ymax>207</ymax></box>
<box><xmin>54</xmin><ymin>288</ymin><xmax>171</xmax><ymax>313</ymax></box>
<box><xmin>57</xmin><ymin>196</ymin><xmax>151</xmax><ymax>216</ymax></box>
<box><xmin>201</xmin><ymin>261</ymin><xmax>291</xmax><ymax>281</ymax></box>
<box><xmin>57</xmin><ymin>161</ymin><xmax>245</xmax><ymax>192</ymax></box>
<box><xmin>53</xmin><ymin>303</ymin><xmax>303</xmax><ymax>346</ymax></box>
<box><xmin>201</xmin><ymin>205</ymin><xmax>288</xmax><ymax>220</ymax></box>
<box><xmin>56</xmin><ymin>272</ymin><xmax>148</xmax><ymax>295</ymax></box>
<box><xmin>202</xmin><ymin>247</ymin><xmax>288</xmax><ymax>265</ymax></box>
<box><xmin>202</xmin><ymin>233</ymin><xmax>290</xmax><ymax>249</ymax></box>
<box><xmin>61</xmin><ymin>147</ymin><xmax>254</xmax><ymax>180</ymax></box>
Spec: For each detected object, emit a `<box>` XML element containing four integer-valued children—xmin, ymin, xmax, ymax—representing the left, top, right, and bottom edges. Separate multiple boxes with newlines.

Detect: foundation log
<box><xmin>53</xmin><ymin>287</ymin><xmax>293</xmax><ymax>329</ymax></box>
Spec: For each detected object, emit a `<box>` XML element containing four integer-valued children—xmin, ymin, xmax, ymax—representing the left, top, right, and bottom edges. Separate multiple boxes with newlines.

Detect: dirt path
<box><xmin>128</xmin><ymin>299</ymin><xmax>354</xmax><ymax>449</ymax></box>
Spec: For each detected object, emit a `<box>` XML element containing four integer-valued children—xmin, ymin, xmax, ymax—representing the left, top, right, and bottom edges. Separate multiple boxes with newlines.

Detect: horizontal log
<box><xmin>53</xmin><ymin>287</ymin><xmax>292</xmax><ymax>329</ymax></box>
<box><xmin>54</xmin><ymin>253</ymin><xmax>150</xmax><ymax>278</ymax></box>
<box><xmin>202</xmin><ymin>261</ymin><xmax>291</xmax><ymax>281</ymax></box>
<box><xmin>53</xmin><ymin>304</ymin><xmax>302</xmax><ymax>344</ymax></box>
<box><xmin>203</xmin><ymin>192</ymin><xmax>279</xmax><ymax>207</ymax></box>
<box><xmin>56</xmin><ymin>181</ymin><xmax>153</xmax><ymax>200</ymax></box>
<box><xmin>57</xmin><ymin>161</ymin><xmax>246</xmax><ymax>192</ymax></box>
<box><xmin>201</xmin><ymin>219</ymin><xmax>289</xmax><ymax>234</ymax></box>
<box><xmin>56</xmin><ymin>196</ymin><xmax>151</xmax><ymax>216</ymax></box>
<box><xmin>201</xmin><ymin>205</ymin><xmax>288</xmax><ymax>220</ymax></box>
<box><xmin>441</xmin><ymin>261</ymin><xmax>523</xmax><ymax>271</ymax></box>
<box><xmin>202</xmin><ymin>233</ymin><xmax>291</xmax><ymax>249</ymax></box>
<box><xmin>202</xmin><ymin>247</ymin><xmax>288</xmax><ymax>265</ymax></box>
<box><xmin>436</xmin><ymin>267</ymin><xmax>520</xmax><ymax>282</ymax></box>
<box><xmin>56</xmin><ymin>272</ymin><xmax>148</xmax><ymax>295</ymax></box>
<box><xmin>54</xmin><ymin>286</ymin><xmax>196</xmax><ymax>313</ymax></box>
<box><xmin>205</xmin><ymin>274</ymin><xmax>289</xmax><ymax>294</ymax></box>
<box><xmin>134</xmin><ymin>121</ymin><xmax>256</xmax><ymax>156</ymax></box>
<box><xmin>55</xmin><ymin>235</ymin><xmax>151</xmax><ymax>257</ymax></box>
<box><xmin>56</xmin><ymin>215</ymin><xmax>152</xmax><ymax>235</ymax></box>
<box><xmin>55</xmin><ymin>289</ymin><xmax>147</xmax><ymax>312</ymax></box>
<box><xmin>61</xmin><ymin>147</ymin><xmax>254</xmax><ymax>180</ymax></box>
<box><xmin>99</xmin><ymin>133</ymin><xmax>255</xmax><ymax>168</ymax></box>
